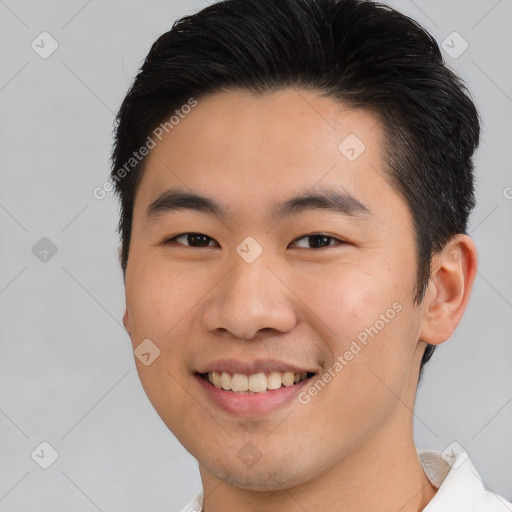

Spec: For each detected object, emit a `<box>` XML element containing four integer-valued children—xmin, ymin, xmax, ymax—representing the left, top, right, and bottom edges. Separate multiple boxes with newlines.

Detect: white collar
<box><xmin>419</xmin><ymin>449</ymin><xmax>512</xmax><ymax>511</ymax></box>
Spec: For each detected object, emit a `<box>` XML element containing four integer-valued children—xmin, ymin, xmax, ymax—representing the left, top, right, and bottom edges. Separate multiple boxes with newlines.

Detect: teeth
<box><xmin>212</xmin><ymin>371</ymin><xmax>222</xmax><ymax>388</ymax></box>
<box><xmin>231</xmin><ymin>374</ymin><xmax>249</xmax><ymax>392</ymax></box>
<box><xmin>282</xmin><ymin>372</ymin><xmax>295</xmax><ymax>387</ymax></box>
<box><xmin>206</xmin><ymin>371</ymin><xmax>310</xmax><ymax>393</ymax></box>
<box><xmin>248</xmin><ymin>373</ymin><xmax>267</xmax><ymax>393</ymax></box>
<box><xmin>220</xmin><ymin>372</ymin><xmax>232</xmax><ymax>390</ymax></box>
<box><xmin>267</xmin><ymin>371</ymin><xmax>282</xmax><ymax>390</ymax></box>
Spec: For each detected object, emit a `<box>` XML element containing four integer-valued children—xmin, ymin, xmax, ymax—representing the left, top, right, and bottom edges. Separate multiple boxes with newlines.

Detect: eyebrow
<box><xmin>273</xmin><ymin>189</ymin><xmax>371</xmax><ymax>219</ymax></box>
<box><xmin>146</xmin><ymin>187</ymin><xmax>371</xmax><ymax>222</ymax></box>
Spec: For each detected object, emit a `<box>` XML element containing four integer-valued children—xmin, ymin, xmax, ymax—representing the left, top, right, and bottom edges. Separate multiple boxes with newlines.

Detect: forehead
<box><xmin>134</xmin><ymin>88</ymin><xmax>406</xmax><ymax>225</ymax></box>
<box><xmin>146</xmin><ymin>88</ymin><xmax>384</xmax><ymax>169</ymax></box>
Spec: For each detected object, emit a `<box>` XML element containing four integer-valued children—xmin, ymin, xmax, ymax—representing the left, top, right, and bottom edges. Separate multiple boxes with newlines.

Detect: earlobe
<box><xmin>419</xmin><ymin>234</ymin><xmax>478</xmax><ymax>346</ymax></box>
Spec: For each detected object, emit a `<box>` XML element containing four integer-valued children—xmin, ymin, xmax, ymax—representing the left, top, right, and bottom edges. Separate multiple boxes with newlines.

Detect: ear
<box><xmin>123</xmin><ymin>307</ymin><xmax>131</xmax><ymax>335</ymax></box>
<box><xmin>119</xmin><ymin>244</ymin><xmax>130</xmax><ymax>334</ymax></box>
<box><xmin>419</xmin><ymin>234</ymin><xmax>478</xmax><ymax>346</ymax></box>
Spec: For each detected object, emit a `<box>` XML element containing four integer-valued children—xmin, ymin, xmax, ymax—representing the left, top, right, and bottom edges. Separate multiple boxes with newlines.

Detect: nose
<box><xmin>201</xmin><ymin>255</ymin><xmax>297</xmax><ymax>340</ymax></box>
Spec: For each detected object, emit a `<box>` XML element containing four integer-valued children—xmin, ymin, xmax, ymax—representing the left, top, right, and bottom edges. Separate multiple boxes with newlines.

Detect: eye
<box><xmin>290</xmin><ymin>234</ymin><xmax>345</xmax><ymax>249</ymax></box>
<box><xmin>164</xmin><ymin>233</ymin><xmax>218</xmax><ymax>248</ymax></box>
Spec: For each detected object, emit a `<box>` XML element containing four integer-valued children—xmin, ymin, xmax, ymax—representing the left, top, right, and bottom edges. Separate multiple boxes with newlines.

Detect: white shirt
<box><xmin>179</xmin><ymin>449</ymin><xmax>512</xmax><ymax>512</ymax></box>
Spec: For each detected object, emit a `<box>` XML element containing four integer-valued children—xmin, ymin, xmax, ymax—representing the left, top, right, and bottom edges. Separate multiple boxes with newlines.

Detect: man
<box><xmin>111</xmin><ymin>0</ymin><xmax>512</xmax><ymax>510</ymax></box>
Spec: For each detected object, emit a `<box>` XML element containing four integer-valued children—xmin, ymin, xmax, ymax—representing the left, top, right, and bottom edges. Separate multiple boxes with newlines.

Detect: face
<box><xmin>123</xmin><ymin>88</ymin><xmax>428</xmax><ymax>490</ymax></box>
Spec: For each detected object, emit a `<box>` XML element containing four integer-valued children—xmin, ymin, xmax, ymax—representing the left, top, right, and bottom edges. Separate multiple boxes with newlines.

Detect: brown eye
<box><xmin>166</xmin><ymin>233</ymin><xmax>218</xmax><ymax>247</ymax></box>
<box><xmin>290</xmin><ymin>234</ymin><xmax>344</xmax><ymax>249</ymax></box>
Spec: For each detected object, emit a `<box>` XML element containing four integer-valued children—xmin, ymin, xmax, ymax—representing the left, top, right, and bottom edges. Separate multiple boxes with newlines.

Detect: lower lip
<box><xmin>195</xmin><ymin>374</ymin><xmax>312</xmax><ymax>417</ymax></box>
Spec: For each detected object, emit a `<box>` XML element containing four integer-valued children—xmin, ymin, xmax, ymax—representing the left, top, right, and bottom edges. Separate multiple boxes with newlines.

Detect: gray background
<box><xmin>0</xmin><ymin>0</ymin><xmax>511</xmax><ymax>510</ymax></box>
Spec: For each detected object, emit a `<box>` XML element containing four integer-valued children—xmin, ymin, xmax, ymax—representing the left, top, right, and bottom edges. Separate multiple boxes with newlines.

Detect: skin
<box><xmin>123</xmin><ymin>88</ymin><xmax>477</xmax><ymax>511</ymax></box>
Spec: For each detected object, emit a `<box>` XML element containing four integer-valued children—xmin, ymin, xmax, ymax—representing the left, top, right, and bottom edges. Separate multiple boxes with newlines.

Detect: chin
<box><xmin>202</xmin><ymin>455</ymin><xmax>312</xmax><ymax>492</ymax></box>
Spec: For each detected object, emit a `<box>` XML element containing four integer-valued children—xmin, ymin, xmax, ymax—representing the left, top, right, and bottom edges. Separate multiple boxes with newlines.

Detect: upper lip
<box><xmin>196</xmin><ymin>358</ymin><xmax>317</xmax><ymax>375</ymax></box>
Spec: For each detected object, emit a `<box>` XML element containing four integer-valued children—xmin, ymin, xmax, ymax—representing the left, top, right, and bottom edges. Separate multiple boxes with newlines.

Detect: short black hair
<box><xmin>111</xmin><ymin>0</ymin><xmax>480</xmax><ymax>376</ymax></box>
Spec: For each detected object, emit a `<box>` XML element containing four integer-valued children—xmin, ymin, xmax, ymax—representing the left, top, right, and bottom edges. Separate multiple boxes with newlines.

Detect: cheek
<box><xmin>125</xmin><ymin>256</ymin><xmax>201</xmax><ymax>342</ymax></box>
<box><xmin>293</xmin><ymin>261</ymin><xmax>401</xmax><ymax>348</ymax></box>
<box><xmin>292</xmin><ymin>255</ymin><xmax>418</xmax><ymax>394</ymax></box>
<box><xmin>125</xmin><ymin>259</ymin><xmax>201</xmax><ymax>428</ymax></box>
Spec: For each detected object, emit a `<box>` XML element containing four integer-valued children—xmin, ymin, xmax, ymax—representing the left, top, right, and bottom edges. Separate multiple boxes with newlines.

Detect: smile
<box><xmin>200</xmin><ymin>371</ymin><xmax>314</xmax><ymax>393</ymax></box>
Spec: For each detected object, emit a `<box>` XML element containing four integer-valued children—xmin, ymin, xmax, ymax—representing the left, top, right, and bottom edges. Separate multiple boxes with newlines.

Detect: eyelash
<box><xmin>163</xmin><ymin>233</ymin><xmax>346</xmax><ymax>249</ymax></box>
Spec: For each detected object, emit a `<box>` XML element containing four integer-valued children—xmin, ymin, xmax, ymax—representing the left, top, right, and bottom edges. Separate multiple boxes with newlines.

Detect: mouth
<box><xmin>194</xmin><ymin>359</ymin><xmax>319</xmax><ymax>415</ymax></box>
<box><xmin>198</xmin><ymin>371</ymin><xmax>316</xmax><ymax>393</ymax></box>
